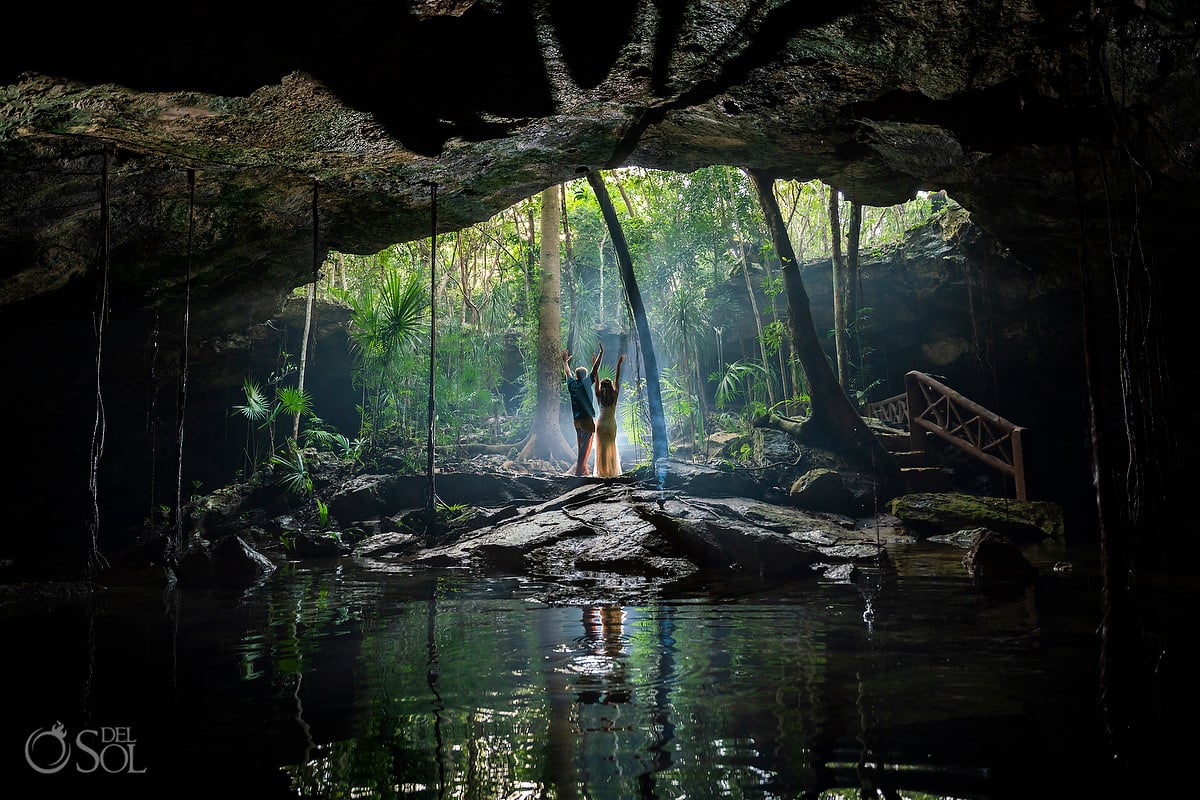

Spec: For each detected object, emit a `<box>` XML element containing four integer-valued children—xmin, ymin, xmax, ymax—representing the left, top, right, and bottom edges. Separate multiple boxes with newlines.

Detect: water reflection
<box><xmin>0</xmin><ymin>548</ymin><xmax>1190</xmax><ymax>799</ymax></box>
<box><xmin>574</xmin><ymin>606</ymin><xmax>631</xmax><ymax>704</ymax></box>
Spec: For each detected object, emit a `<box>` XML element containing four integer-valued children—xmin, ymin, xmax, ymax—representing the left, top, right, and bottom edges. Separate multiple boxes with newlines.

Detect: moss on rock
<box><xmin>889</xmin><ymin>492</ymin><xmax>1064</xmax><ymax>541</ymax></box>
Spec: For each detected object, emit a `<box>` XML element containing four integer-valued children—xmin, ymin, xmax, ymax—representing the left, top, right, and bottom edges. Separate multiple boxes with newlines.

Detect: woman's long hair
<box><xmin>597</xmin><ymin>378</ymin><xmax>617</xmax><ymax>407</ymax></box>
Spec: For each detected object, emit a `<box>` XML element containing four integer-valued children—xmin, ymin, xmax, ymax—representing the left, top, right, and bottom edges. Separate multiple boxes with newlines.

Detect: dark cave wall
<box><xmin>1</xmin><ymin>292</ymin><xmax>358</xmax><ymax>570</ymax></box>
<box><xmin>181</xmin><ymin>296</ymin><xmax>359</xmax><ymax>491</ymax></box>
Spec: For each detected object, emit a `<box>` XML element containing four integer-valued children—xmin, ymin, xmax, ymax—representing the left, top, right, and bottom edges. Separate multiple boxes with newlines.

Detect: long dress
<box><xmin>594</xmin><ymin>400</ymin><xmax>621</xmax><ymax>477</ymax></box>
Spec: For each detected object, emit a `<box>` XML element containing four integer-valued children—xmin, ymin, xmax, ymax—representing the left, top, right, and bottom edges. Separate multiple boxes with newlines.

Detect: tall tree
<box><xmin>426</xmin><ymin>182</ymin><xmax>439</xmax><ymax>510</ymax></box>
<box><xmin>661</xmin><ymin>280</ymin><xmax>707</xmax><ymax>457</ymax></box>
<box><xmin>517</xmin><ymin>186</ymin><xmax>575</xmax><ymax>464</ymax></box>
<box><xmin>846</xmin><ymin>199</ymin><xmax>864</xmax><ymax>395</ymax></box>
<box><xmin>560</xmin><ymin>182</ymin><xmax>579</xmax><ymax>354</ymax></box>
<box><xmin>750</xmin><ymin>170</ymin><xmax>900</xmax><ymax>487</ymax></box>
<box><xmin>829</xmin><ymin>184</ymin><xmax>852</xmax><ymax>394</ymax></box>
<box><xmin>293</xmin><ymin>181</ymin><xmax>320</xmax><ymax>441</ymax></box>
<box><xmin>293</xmin><ymin>282</ymin><xmax>315</xmax><ymax>442</ymax></box>
<box><xmin>725</xmin><ymin>167</ymin><xmax>777</xmax><ymax>406</ymax></box>
<box><xmin>586</xmin><ymin>170</ymin><xmax>670</xmax><ymax>481</ymax></box>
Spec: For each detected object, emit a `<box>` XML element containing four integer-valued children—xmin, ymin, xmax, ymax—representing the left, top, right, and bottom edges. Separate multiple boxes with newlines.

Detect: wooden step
<box><xmin>892</xmin><ymin>450</ymin><xmax>933</xmax><ymax>468</ymax></box>
<box><xmin>874</xmin><ymin>431</ymin><xmax>911</xmax><ymax>451</ymax></box>
<box><xmin>900</xmin><ymin>466</ymin><xmax>955</xmax><ymax>493</ymax></box>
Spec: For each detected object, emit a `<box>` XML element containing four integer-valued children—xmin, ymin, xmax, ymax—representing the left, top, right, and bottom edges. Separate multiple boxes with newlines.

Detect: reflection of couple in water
<box><xmin>577</xmin><ymin>606</ymin><xmax>630</xmax><ymax>705</ymax></box>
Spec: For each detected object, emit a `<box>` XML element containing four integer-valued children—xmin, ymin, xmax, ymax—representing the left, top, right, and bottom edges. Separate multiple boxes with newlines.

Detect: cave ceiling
<box><xmin>1</xmin><ymin>0</ymin><xmax>1197</xmax><ymax>340</ymax></box>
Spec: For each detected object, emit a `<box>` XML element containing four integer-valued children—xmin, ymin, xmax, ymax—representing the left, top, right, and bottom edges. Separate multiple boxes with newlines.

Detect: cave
<box><xmin>0</xmin><ymin>2</ymin><xmax>1196</xmax><ymax>797</ymax></box>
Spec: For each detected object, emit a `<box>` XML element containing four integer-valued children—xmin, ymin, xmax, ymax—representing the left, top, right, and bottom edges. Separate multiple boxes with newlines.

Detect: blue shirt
<box><xmin>566</xmin><ymin>374</ymin><xmax>596</xmax><ymax>420</ymax></box>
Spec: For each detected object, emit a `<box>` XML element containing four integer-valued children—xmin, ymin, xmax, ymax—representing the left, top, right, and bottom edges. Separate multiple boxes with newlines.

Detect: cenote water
<box><xmin>2</xmin><ymin>540</ymin><xmax>1193</xmax><ymax>799</ymax></box>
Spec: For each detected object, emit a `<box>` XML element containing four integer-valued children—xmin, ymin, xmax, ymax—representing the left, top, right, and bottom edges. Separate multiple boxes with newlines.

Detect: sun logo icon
<box><xmin>24</xmin><ymin>721</ymin><xmax>71</xmax><ymax>774</ymax></box>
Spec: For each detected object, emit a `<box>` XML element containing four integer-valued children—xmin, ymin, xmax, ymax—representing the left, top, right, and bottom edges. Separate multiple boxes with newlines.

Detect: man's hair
<box><xmin>575</xmin><ymin>366</ymin><xmax>587</xmax><ymax>380</ymax></box>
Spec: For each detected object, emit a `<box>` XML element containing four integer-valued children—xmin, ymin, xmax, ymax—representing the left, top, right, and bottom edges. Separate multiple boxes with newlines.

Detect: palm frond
<box><xmin>378</xmin><ymin>270</ymin><xmax>429</xmax><ymax>351</ymax></box>
<box><xmin>235</xmin><ymin>378</ymin><xmax>269</xmax><ymax>421</ymax></box>
<box><xmin>276</xmin><ymin>386</ymin><xmax>314</xmax><ymax>417</ymax></box>
<box><xmin>270</xmin><ymin>447</ymin><xmax>312</xmax><ymax>496</ymax></box>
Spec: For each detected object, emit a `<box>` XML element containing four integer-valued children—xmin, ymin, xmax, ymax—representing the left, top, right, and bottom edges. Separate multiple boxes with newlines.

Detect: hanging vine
<box><xmin>168</xmin><ymin>168</ymin><xmax>196</xmax><ymax>565</ymax></box>
<box><xmin>86</xmin><ymin>147</ymin><xmax>112</xmax><ymax>576</ymax></box>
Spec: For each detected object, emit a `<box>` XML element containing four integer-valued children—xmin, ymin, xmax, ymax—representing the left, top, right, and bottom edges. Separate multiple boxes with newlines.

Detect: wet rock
<box><xmin>928</xmin><ymin>527</ymin><xmax>991</xmax><ymax>548</ymax></box>
<box><xmin>352</xmin><ymin>532</ymin><xmax>420</xmax><ymax>559</ymax></box>
<box><xmin>326</xmin><ymin>474</ymin><xmax>395</xmax><ymax>521</ymax></box>
<box><xmin>890</xmin><ymin>492</ymin><xmax>1064</xmax><ymax>541</ymax></box>
<box><xmin>789</xmin><ymin>468</ymin><xmax>856</xmax><ymax>514</ymax></box>
<box><xmin>820</xmin><ymin>563</ymin><xmax>859</xmax><ymax>582</ymax></box>
<box><xmin>193</xmin><ymin>485</ymin><xmax>280</xmax><ymax>538</ymax></box>
<box><xmin>754</xmin><ymin>428</ymin><xmax>800</xmax><ymax>465</ymax></box>
<box><xmin>707</xmin><ymin>431</ymin><xmax>748</xmax><ymax>457</ymax></box>
<box><xmin>292</xmin><ymin>532</ymin><xmax>346</xmax><ymax>558</ymax></box>
<box><xmin>396</xmin><ymin>485</ymin><xmax>882</xmax><ymax>596</ymax></box>
<box><xmin>962</xmin><ymin>530</ymin><xmax>1038</xmax><ymax>588</ymax></box>
<box><xmin>176</xmin><ymin>535</ymin><xmax>277</xmax><ymax>588</ymax></box>
<box><xmin>434</xmin><ymin>472</ymin><xmax>563</xmax><ymax>503</ymax></box>
<box><xmin>658</xmin><ymin>461</ymin><xmax>766</xmax><ymax>499</ymax></box>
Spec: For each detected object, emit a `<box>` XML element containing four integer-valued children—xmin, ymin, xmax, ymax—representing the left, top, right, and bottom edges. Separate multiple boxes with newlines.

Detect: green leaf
<box><xmin>234</xmin><ymin>378</ymin><xmax>269</xmax><ymax>421</ymax></box>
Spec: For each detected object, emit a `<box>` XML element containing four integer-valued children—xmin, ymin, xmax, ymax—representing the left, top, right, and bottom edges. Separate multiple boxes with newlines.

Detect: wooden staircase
<box><xmin>873</xmin><ymin>427</ymin><xmax>957</xmax><ymax>493</ymax></box>
<box><xmin>867</xmin><ymin>370</ymin><xmax>1029</xmax><ymax>499</ymax></box>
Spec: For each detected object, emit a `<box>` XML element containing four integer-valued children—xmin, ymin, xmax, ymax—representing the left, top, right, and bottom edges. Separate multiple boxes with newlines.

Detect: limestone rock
<box><xmin>175</xmin><ymin>535</ymin><xmax>276</xmax><ymax>588</ymax></box>
<box><xmin>789</xmin><ymin>468</ymin><xmax>856</xmax><ymax>515</ymax></box>
<box><xmin>961</xmin><ymin>530</ymin><xmax>1038</xmax><ymax>588</ymax></box>
<box><xmin>890</xmin><ymin>492</ymin><xmax>1064</xmax><ymax>541</ymax></box>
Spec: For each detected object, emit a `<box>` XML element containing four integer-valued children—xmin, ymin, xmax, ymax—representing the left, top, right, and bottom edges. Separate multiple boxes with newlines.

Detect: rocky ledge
<box><xmin>157</xmin><ymin>451</ymin><xmax>1066</xmax><ymax>605</ymax></box>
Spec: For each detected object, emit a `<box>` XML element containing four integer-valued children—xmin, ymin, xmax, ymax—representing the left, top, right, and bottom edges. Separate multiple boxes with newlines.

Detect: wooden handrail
<box><xmin>869</xmin><ymin>371</ymin><xmax>1028</xmax><ymax>500</ymax></box>
<box><xmin>867</xmin><ymin>392</ymin><xmax>908</xmax><ymax>426</ymax></box>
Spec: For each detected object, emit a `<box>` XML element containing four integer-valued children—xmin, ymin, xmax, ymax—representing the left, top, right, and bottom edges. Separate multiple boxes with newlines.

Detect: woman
<box><xmin>594</xmin><ymin>351</ymin><xmax>625</xmax><ymax>478</ymax></box>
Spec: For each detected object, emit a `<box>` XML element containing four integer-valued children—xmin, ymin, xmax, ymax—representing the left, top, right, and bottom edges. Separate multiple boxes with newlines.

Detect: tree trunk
<box><xmin>293</xmin><ymin>281</ymin><xmax>315</xmax><ymax>441</ymax></box>
<box><xmin>750</xmin><ymin>170</ymin><xmax>900</xmax><ymax>487</ymax></box>
<box><xmin>518</xmin><ymin>186</ymin><xmax>574</xmax><ymax>464</ymax></box>
<box><xmin>829</xmin><ymin>185</ymin><xmax>851</xmax><ymax>394</ymax></box>
<box><xmin>426</xmin><ymin>183</ymin><xmax>438</xmax><ymax>510</ymax></box>
<box><xmin>727</xmin><ymin>167</ymin><xmax>776</xmax><ymax>406</ymax></box>
<box><xmin>522</xmin><ymin>205</ymin><xmax>535</xmax><ymax>318</ymax></box>
<box><xmin>560</xmin><ymin>183</ymin><xmax>578</xmax><ymax>354</ymax></box>
<box><xmin>847</xmin><ymin>200</ymin><xmax>863</xmax><ymax>399</ymax></box>
<box><xmin>693</xmin><ymin>339</ymin><xmax>712</xmax><ymax>458</ymax></box>
<box><xmin>586</xmin><ymin>171</ymin><xmax>670</xmax><ymax>482</ymax></box>
<box><xmin>294</xmin><ymin>181</ymin><xmax>320</xmax><ymax>442</ymax></box>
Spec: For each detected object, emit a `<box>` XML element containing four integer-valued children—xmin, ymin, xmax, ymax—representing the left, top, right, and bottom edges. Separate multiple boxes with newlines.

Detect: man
<box><xmin>562</xmin><ymin>343</ymin><xmax>603</xmax><ymax>476</ymax></box>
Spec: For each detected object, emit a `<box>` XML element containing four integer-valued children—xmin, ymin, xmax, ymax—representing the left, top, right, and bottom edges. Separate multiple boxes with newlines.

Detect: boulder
<box><xmin>352</xmin><ymin>532</ymin><xmax>420</xmax><ymax>559</ymax></box>
<box><xmin>962</xmin><ymin>530</ymin><xmax>1038</xmax><ymax>589</ymax></box>
<box><xmin>889</xmin><ymin>492</ymin><xmax>1064</xmax><ymax>541</ymax></box>
<box><xmin>326</xmin><ymin>475</ymin><xmax>394</xmax><ymax>522</ymax></box>
<box><xmin>789</xmin><ymin>468</ymin><xmax>856</xmax><ymax>515</ymax></box>
<box><xmin>175</xmin><ymin>535</ymin><xmax>276</xmax><ymax>588</ymax></box>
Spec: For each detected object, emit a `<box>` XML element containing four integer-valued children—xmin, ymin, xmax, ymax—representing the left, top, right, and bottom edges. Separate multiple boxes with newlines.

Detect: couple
<box><xmin>562</xmin><ymin>341</ymin><xmax>625</xmax><ymax>478</ymax></box>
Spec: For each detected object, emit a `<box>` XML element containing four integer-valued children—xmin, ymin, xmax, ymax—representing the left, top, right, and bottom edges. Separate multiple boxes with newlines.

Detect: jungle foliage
<box><xmin>238</xmin><ymin>168</ymin><xmax>939</xmax><ymax>474</ymax></box>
